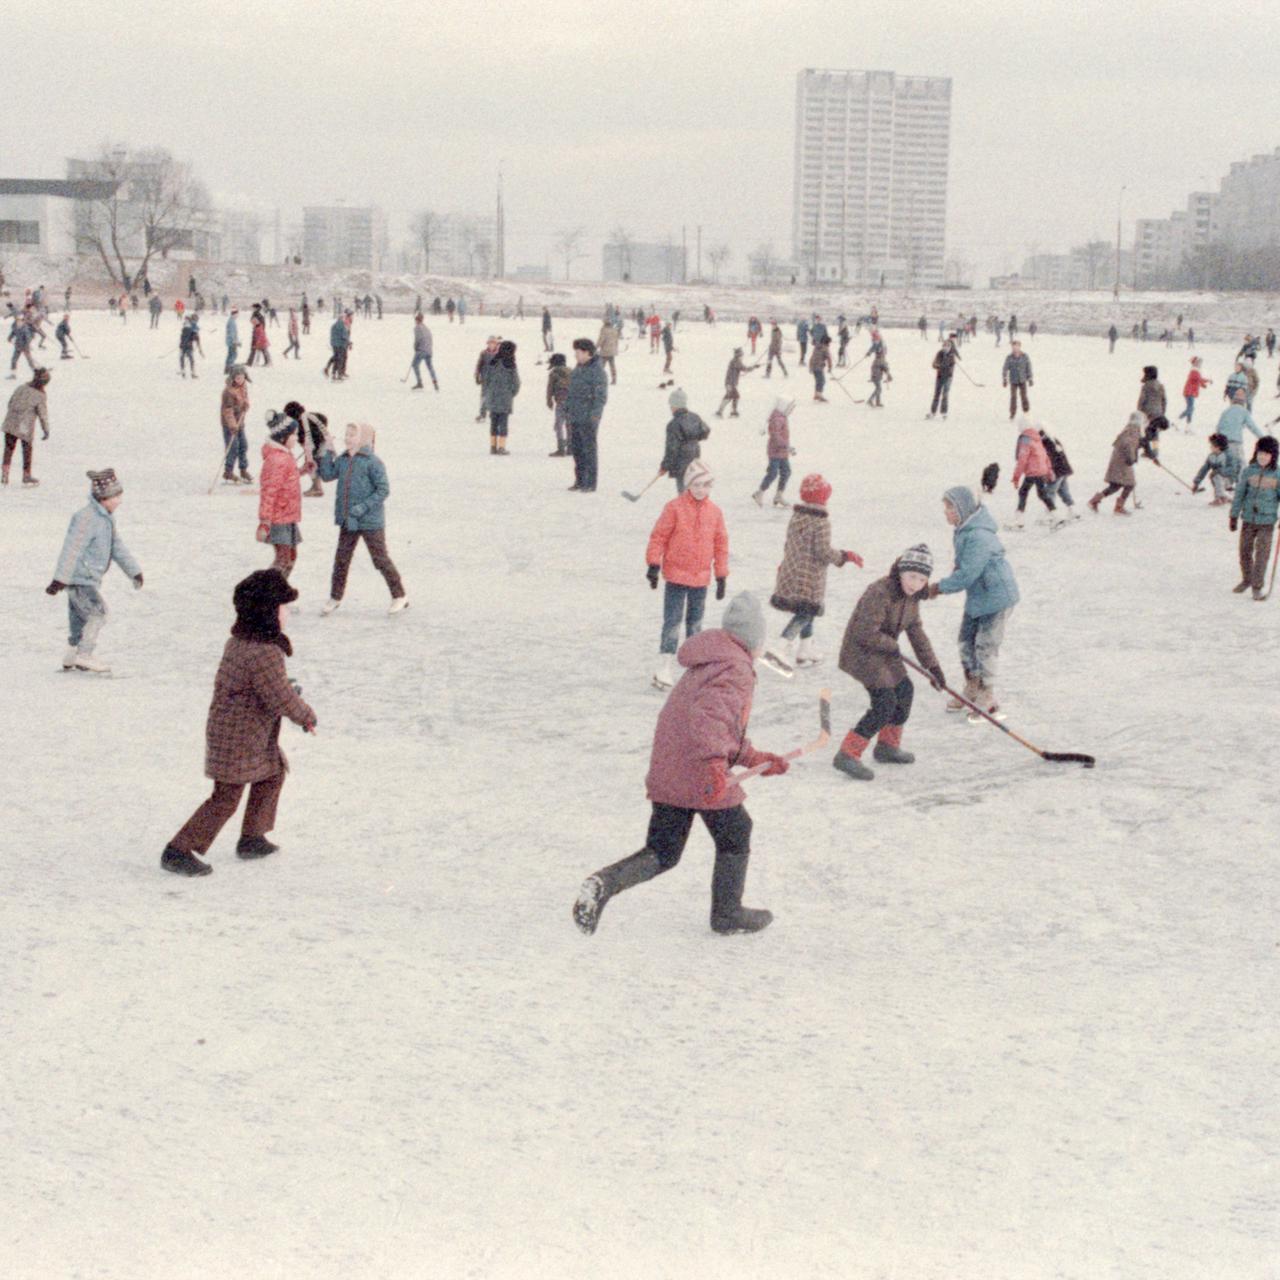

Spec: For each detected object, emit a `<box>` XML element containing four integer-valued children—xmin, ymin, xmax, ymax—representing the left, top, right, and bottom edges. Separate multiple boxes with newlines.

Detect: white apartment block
<box><xmin>1217</xmin><ymin>148</ymin><xmax>1280</xmax><ymax>249</ymax></box>
<box><xmin>302</xmin><ymin>205</ymin><xmax>387</xmax><ymax>272</ymax></box>
<box><xmin>1135</xmin><ymin>192</ymin><xmax>1218</xmax><ymax>285</ymax></box>
<box><xmin>792</xmin><ymin>68</ymin><xmax>951</xmax><ymax>288</ymax></box>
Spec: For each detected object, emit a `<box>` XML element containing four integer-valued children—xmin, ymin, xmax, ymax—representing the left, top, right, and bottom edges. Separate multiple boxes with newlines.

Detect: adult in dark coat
<box><xmin>161</xmin><ymin>570</ymin><xmax>316</xmax><ymax>876</ymax></box>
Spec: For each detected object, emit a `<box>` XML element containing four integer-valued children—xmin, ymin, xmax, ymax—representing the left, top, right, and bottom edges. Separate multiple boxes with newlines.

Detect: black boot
<box><xmin>573</xmin><ymin>849</ymin><xmax>663</xmax><ymax>935</ymax></box>
<box><xmin>709</xmin><ymin>844</ymin><xmax>771</xmax><ymax>934</ymax></box>
<box><xmin>161</xmin><ymin>845</ymin><xmax>212</xmax><ymax>876</ymax></box>
<box><xmin>236</xmin><ymin>835</ymin><xmax>279</xmax><ymax>859</ymax></box>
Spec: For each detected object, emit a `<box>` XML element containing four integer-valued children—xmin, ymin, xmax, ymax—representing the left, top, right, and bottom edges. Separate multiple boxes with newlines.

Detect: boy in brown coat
<box><xmin>161</xmin><ymin>569</ymin><xmax>316</xmax><ymax>876</ymax></box>
<box><xmin>832</xmin><ymin>546</ymin><xmax>945</xmax><ymax>780</ymax></box>
<box><xmin>1088</xmin><ymin>412</ymin><xmax>1144</xmax><ymax>514</ymax></box>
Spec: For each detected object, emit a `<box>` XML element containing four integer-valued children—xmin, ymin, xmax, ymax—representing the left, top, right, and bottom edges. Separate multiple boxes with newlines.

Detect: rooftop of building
<box><xmin>0</xmin><ymin>177</ymin><xmax>119</xmax><ymax>200</ymax></box>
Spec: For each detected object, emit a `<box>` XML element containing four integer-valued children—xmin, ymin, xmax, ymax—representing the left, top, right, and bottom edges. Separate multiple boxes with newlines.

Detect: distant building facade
<box><xmin>302</xmin><ymin>205</ymin><xmax>387</xmax><ymax>271</ymax></box>
<box><xmin>602</xmin><ymin>241</ymin><xmax>686</xmax><ymax>284</ymax></box>
<box><xmin>0</xmin><ymin>179</ymin><xmax>116</xmax><ymax>256</ymax></box>
<box><xmin>792</xmin><ymin>68</ymin><xmax>951</xmax><ymax>288</ymax></box>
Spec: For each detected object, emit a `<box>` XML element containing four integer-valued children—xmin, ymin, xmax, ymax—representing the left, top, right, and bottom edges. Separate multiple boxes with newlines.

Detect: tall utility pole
<box><xmin>1114</xmin><ymin>184</ymin><xmax>1126</xmax><ymax>298</ymax></box>
<box><xmin>696</xmin><ymin>225</ymin><xmax>702</xmax><ymax>281</ymax></box>
<box><xmin>495</xmin><ymin>166</ymin><xmax>505</xmax><ymax>280</ymax></box>
<box><xmin>682</xmin><ymin>225</ymin><xmax>687</xmax><ymax>284</ymax></box>
<box><xmin>839</xmin><ymin>188</ymin><xmax>847</xmax><ymax>284</ymax></box>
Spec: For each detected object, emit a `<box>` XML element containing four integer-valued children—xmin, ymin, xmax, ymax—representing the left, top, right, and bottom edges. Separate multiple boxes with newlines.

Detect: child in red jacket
<box><xmin>573</xmin><ymin>593</ymin><xmax>782</xmax><ymax>936</ymax></box>
<box><xmin>257</xmin><ymin>413</ymin><xmax>305</xmax><ymax>576</ymax></box>
<box><xmin>646</xmin><ymin>459</ymin><xmax>729</xmax><ymax>691</ymax></box>
<box><xmin>752</xmin><ymin>398</ymin><xmax>795</xmax><ymax>508</ymax></box>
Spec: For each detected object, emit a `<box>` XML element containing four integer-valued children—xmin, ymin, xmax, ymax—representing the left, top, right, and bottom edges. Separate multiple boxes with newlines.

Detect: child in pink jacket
<box><xmin>645</xmin><ymin>458</ymin><xmax>729</xmax><ymax>690</ymax></box>
<box><xmin>257</xmin><ymin>413</ymin><xmax>305</xmax><ymax>576</ymax></box>
<box><xmin>1008</xmin><ymin>418</ymin><xmax>1059</xmax><ymax>529</ymax></box>
<box><xmin>752</xmin><ymin>397</ymin><xmax>795</xmax><ymax>508</ymax></box>
<box><xmin>572</xmin><ymin>593</ymin><xmax>783</xmax><ymax>936</ymax></box>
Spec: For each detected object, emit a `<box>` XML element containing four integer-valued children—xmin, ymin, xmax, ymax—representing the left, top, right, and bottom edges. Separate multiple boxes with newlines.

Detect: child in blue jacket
<box><xmin>1229</xmin><ymin>435</ymin><xmax>1279</xmax><ymax>599</ymax></box>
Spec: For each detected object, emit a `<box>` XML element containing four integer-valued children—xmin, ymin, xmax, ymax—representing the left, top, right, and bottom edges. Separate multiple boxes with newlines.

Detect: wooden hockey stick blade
<box><xmin>729</xmin><ymin>689</ymin><xmax>831</xmax><ymax>783</ymax></box>
<box><xmin>620</xmin><ymin>491</ymin><xmax>640</xmax><ymax>502</ymax></box>
<box><xmin>1042</xmin><ymin>751</ymin><xmax>1096</xmax><ymax>767</ymax></box>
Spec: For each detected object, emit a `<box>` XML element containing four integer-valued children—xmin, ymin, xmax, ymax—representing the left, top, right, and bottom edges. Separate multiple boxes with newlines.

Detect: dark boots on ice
<box><xmin>709</xmin><ymin>841</ymin><xmax>771</xmax><ymax>934</ymax></box>
<box><xmin>871</xmin><ymin>723</ymin><xmax>915</xmax><ymax>765</ymax></box>
<box><xmin>236</xmin><ymin>835</ymin><xmax>279</xmax><ymax>859</ymax></box>
<box><xmin>161</xmin><ymin>845</ymin><xmax>212</xmax><ymax>876</ymax></box>
<box><xmin>832</xmin><ymin>731</ymin><xmax>874</xmax><ymax>780</ymax></box>
<box><xmin>573</xmin><ymin>849</ymin><xmax>663</xmax><ymax>935</ymax></box>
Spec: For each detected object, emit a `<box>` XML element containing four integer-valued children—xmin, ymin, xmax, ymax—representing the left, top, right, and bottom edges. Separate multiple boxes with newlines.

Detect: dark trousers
<box><xmin>798</xmin><ymin>341</ymin><xmax>808</xmax><ymax>365</ymax></box>
<box><xmin>930</xmin><ymin>373</ymin><xmax>952</xmax><ymax>415</ymax></box>
<box><xmin>765</xmin><ymin>352</ymin><xmax>787</xmax><ymax>376</ymax></box>
<box><xmin>603</xmin><ymin>356</ymin><xmax>616</xmax><ymax>384</ymax></box>
<box><xmin>330</xmin><ymin>528</ymin><xmax>405</xmax><ymax>600</ymax></box>
<box><xmin>1008</xmin><ymin>382</ymin><xmax>1030</xmax><ymax>416</ymax></box>
<box><xmin>490</xmin><ymin>410</ymin><xmax>509</xmax><ymax>439</ymax></box>
<box><xmin>284</xmin><ymin>336</ymin><xmax>300</xmax><ymax>358</ymax></box>
<box><xmin>1017</xmin><ymin>477</ymin><xmax>1056</xmax><ymax>512</ymax></box>
<box><xmin>853</xmin><ymin>677</ymin><xmax>914</xmax><ymax>739</ymax></box>
<box><xmin>570</xmin><ymin>419</ymin><xmax>598</xmax><ymax>490</ymax></box>
<box><xmin>595</xmin><ymin>802</ymin><xmax>753</xmax><ymax>924</ymax></box>
<box><xmin>1239</xmin><ymin>522</ymin><xmax>1274</xmax><ymax>588</ymax></box>
<box><xmin>171</xmin><ymin>773</ymin><xmax>284</xmax><ymax>854</ymax></box>
<box><xmin>1097</xmin><ymin>482</ymin><xmax>1133</xmax><ymax>503</ymax></box>
<box><xmin>3</xmin><ymin>435</ymin><xmax>33</xmax><ymax>472</ymax></box>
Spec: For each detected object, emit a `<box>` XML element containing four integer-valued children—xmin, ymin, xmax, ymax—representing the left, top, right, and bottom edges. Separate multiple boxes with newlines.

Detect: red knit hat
<box><xmin>799</xmin><ymin>473</ymin><xmax>832</xmax><ymax>505</ymax></box>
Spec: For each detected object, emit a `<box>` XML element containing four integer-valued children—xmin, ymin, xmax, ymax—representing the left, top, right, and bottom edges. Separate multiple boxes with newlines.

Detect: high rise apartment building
<box><xmin>792</xmin><ymin>69</ymin><xmax>951</xmax><ymax>288</ymax></box>
<box><xmin>302</xmin><ymin>205</ymin><xmax>387</xmax><ymax>271</ymax></box>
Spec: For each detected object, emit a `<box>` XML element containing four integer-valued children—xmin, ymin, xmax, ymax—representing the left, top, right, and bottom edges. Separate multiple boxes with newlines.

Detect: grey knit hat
<box><xmin>897</xmin><ymin>544</ymin><xmax>934</xmax><ymax>577</ymax></box>
<box><xmin>668</xmin><ymin>387</ymin><xmax>688</xmax><ymax>410</ymax></box>
<box><xmin>722</xmin><ymin>592</ymin><xmax>765</xmax><ymax>655</ymax></box>
<box><xmin>87</xmin><ymin>468</ymin><xmax>122</xmax><ymax>500</ymax></box>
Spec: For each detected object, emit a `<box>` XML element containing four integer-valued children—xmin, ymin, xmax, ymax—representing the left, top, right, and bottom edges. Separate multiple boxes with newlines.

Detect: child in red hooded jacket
<box><xmin>573</xmin><ymin>592</ymin><xmax>784</xmax><ymax>936</ymax></box>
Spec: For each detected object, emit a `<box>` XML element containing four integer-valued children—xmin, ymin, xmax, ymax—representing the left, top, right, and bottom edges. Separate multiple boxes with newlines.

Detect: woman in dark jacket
<box><xmin>161</xmin><ymin>569</ymin><xmax>316</xmax><ymax>876</ymax></box>
<box><xmin>483</xmin><ymin>340</ymin><xmax>520</xmax><ymax>455</ymax></box>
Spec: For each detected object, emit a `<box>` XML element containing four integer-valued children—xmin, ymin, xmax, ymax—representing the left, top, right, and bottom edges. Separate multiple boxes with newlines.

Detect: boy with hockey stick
<box><xmin>659</xmin><ymin>388</ymin><xmax>710</xmax><ymax>493</ymax></box>
<box><xmin>572</xmin><ymin>593</ymin><xmax>783</xmax><ymax>936</ymax></box>
<box><xmin>920</xmin><ymin>486</ymin><xmax>1020</xmax><ymax>722</ymax></box>
<box><xmin>1229</xmin><ymin>435</ymin><xmax>1279</xmax><ymax>599</ymax></box>
<box><xmin>1088</xmin><ymin>412</ymin><xmax>1145</xmax><ymax>515</ymax></box>
<box><xmin>46</xmin><ymin>468</ymin><xmax>143</xmax><ymax>674</ymax></box>
<box><xmin>1192</xmin><ymin>433</ymin><xmax>1234</xmax><ymax>505</ymax></box>
<box><xmin>831</xmin><ymin>545</ymin><xmax>945</xmax><ymax>780</ymax></box>
<box><xmin>763</xmin><ymin>473</ymin><xmax>862</xmax><ymax>674</ymax></box>
<box><xmin>646</xmin><ymin>459</ymin><xmax>728</xmax><ymax>691</ymax></box>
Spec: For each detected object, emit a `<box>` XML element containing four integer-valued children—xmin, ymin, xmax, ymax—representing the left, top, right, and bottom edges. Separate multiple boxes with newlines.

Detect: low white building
<box><xmin>0</xmin><ymin>178</ymin><xmax>117</xmax><ymax>256</ymax></box>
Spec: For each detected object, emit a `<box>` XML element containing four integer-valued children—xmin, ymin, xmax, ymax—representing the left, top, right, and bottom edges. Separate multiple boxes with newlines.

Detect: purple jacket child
<box><xmin>573</xmin><ymin>594</ymin><xmax>784</xmax><ymax>937</ymax></box>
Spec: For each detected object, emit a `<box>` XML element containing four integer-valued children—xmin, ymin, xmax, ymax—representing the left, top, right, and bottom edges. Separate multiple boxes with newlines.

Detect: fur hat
<box><xmin>283</xmin><ymin>400</ymin><xmax>305</xmax><ymax>420</ymax></box>
<box><xmin>799</xmin><ymin>473</ymin><xmax>832</xmax><ymax>506</ymax></box>
<box><xmin>232</xmin><ymin>569</ymin><xmax>298</xmax><ymax>653</ymax></box>
<box><xmin>668</xmin><ymin>387</ymin><xmax>688</xmax><ymax>410</ymax></box>
<box><xmin>87</xmin><ymin>468</ymin><xmax>122</xmax><ymax>501</ymax></box>
<box><xmin>1254</xmin><ymin>435</ymin><xmax>1279</xmax><ymax>464</ymax></box>
<box><xmin>572</xmin><ymin>338</ymin><xmax>596</xmax><ymax>356</ymax></box>
<box><xmin>981</xmin><ymin>462</ymin><xmax>1000</xmax><ymax>493</ymax></box>
<box><xmin>548</xmin><ymin>352</ymin><xmax>566</xmax><ymax>368</ymax></box>
<box><xmin>1209</xmin><ymin>433</ymin><xmax>1228</xmax><ymax>449</ymax></box>
<box><xmin>683</xmin><ymin>458</ymin><xmax>713</xmax><ymax>489</ymax></box>
<box><xmin>1142</xmin><ymin>365</ymin><xmax>1158</xmax><ymax>380</ymax></box>
<box><xmin>722</xmin><ymin>592</ymin><xmax>765</xmax><ymax>656</ymax></box>
<box><xmin>896</xmin><ymin>544</ymin><xmax>934</xmax><ymax>577</ymax></box>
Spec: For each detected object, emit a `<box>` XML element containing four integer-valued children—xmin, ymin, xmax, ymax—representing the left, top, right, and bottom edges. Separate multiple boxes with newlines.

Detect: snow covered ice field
<box><xmin>3</xmin><ymin>309</ymin><xmax>1277</xmax><ymax>1279</ymax></box>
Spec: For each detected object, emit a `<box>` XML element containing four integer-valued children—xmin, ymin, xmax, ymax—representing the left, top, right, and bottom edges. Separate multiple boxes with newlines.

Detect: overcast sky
<box><xmin>11</xmin><ymin>0</ymin><xmax>1278</xmax><ymax>282</ymax></box>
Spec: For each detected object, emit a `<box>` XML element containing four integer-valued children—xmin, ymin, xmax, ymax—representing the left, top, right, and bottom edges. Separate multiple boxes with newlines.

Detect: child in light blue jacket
<box><xmin>47</xmin><ymin>469</ymin><xmax>143</xmax><ymax>673</ymax></box>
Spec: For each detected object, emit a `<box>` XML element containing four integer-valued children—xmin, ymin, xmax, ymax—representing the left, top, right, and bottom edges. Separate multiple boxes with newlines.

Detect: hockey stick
<box><xmin>1263</xmin><ymin>530</ymin><xmax>1280</xmax><ymax>601</ymax></box>
<box><xmin>621</xmin><ymin>471</ymin><xmax>664</xmax><ymax>502</ymax></box>
<box><xmin>831</xmin><ymin>373</ymin><xmax>866</xmax><ymax>406</ymax></box>
<box><xmin>728</xmin><ymin>688</ymin><xmax>832</xmax><ymax>784</ymax></box>
<box><xmin>1152</xmin><ymin>458</ymin><xmax>1194</xmax><ymax>491</ymax></box>
<box><xmin>70</xmin><ymin>338</ymin><xmax>89</xmax><ymax>359</ymax></box>
<box><xmin>957</xmin><ymin>364</ymin><xmax>985</xmax><ymax>388</ymax></box>
<box><xmin>399</xmin><ymin>361</ymin><xmax>415</xmax><ymax>384</ymax></box>
<box><xmin>207</xmin><ymin>432</ymin><xmax>245</xmax><ymax>495</ymax></box>
<box><xmin>902</xmin><ymin>655</ymin><xmax>1095</xmax><ymax>767</ymax></box>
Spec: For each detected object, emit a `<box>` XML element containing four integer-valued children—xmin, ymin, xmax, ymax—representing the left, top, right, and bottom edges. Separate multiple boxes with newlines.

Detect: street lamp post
<box><xmin>1114</xmin><ymin>184</ymin><xmax>1127</xmax><ymax>300</ymax></box>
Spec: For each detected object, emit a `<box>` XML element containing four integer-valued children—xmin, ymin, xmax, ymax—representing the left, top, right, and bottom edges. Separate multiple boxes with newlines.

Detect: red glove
<box><xmin>843</xmin><ymin>550</ymin><xmax>864</xmax><ymax>567</ymax></box>
<box><xmin>703</xmin><ymin>758</ymin><xmax>729</xmax><ymax>802</ymax></box>
<box><xmin>742</xmin><ymin>747</ymin><xmax>790</xmax><ymax>776</ymax></box>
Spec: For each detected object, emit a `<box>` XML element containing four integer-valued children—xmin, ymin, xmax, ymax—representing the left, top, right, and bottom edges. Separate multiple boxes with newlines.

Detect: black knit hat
<box><xmin>1254</xmin><ymin>435</ymin><xmax>1279</xmax><ymax>464</ymax></box>
<box><xmin>232</xmin><ymin>569</ymin><xmax>298</xmax><ymax>651</ymax></box>
<box><xmin>1143</xmin><ymin>365</ymin><xmax>1158</xmax><ymax>380</ymax></box>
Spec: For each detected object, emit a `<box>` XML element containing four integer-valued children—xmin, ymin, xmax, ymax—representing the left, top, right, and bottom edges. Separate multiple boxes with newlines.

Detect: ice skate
<box><xmin>61</xmin><ymin>646</ymin><xmax>78</xmax><ymax>670</ymax></box>
<box><xmin>73</xmin><ymin>652</ymin><xmax>111</xmax><ymax>674</ymax></box>
<box><xmin>751</xmin><ymin>490</ymin><xmax>764</xmax><ymax>507</ymax></box>
<box><xmin>760</xmin><ymin>639</ymin><xmax>796</xmax><ymax>678</ymax></box>
<box><xmin>321</xmin><ymin>598</ymin><xmax>342</xmax><ymax>615</ymax></box>
<box><xmin>1233</xmin><ymin>581</ymin><xmax>1250</xmax><ymax>593</ymax></box>
<box><xmin>947</xmin><ymin>674</ymin><xmax>980</xmax><ymax>713</ymax></box>
<box><xmin>572</xmin><ymin>874</ymin><xmax>607</xmax><ymax>935</ymax></box>
<box><xmin>21</xmin><ymin>474</ymin><xmax>39</xmax><ymax>487</ymax></box>
<box><xmin>794</xmin><ymin>636</ymin><xmax>822</xmax><ymax>667</ymax></box>
<box><xmin>651</xmin><ymin>653</ymin><xmax>676</xmax><ymax>691</ymax></box>
<box><xmin>389</xmin><ymin>597</ymin><xmax>410</xmax><ymax>614</ymax></box>
<box><xmin>773</xmin><ymin>493</ymin><xmax>790</xmax><ymax>508</ymax></box>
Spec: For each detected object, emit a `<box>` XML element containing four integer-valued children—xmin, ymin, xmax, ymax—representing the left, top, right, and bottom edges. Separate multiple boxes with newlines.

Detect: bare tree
<box><xmin>411</xmin><ymin>210</ymin><xmax>445</xmax><ymax>274</ymax></box>
<box><xmin>748</xmin><ymin>241</ymin><xmax>778</xmax><ymax>284</ymax></box>
<box><xmin>707</xmin><ymin>243</ymin><xmax>731</xmax><ymax>283</ymax></box>
<box><xmin>75</xmin><ymin>143</ymin><xmax>211</xmax><ymax>288</ymax></box>
<box><xmin>610</xmin><ymin>225</ymin><xmax>635</xmax><ymax>279</ymax></box>
<box><xmin>555</xmin><ymin>226</ymin><xmax>587</xmax><ymax>281</ymax></box>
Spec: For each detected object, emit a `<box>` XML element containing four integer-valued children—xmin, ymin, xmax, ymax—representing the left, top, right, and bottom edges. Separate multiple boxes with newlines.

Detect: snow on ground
<box><xmin>2</xmin><ymin>310</ymin><xmax>1277</xmax><ymax>1279</ymax></box>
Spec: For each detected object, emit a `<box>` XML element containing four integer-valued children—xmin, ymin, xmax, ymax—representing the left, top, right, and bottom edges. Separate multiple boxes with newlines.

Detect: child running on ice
<box><xmin>763</xmin><ymin>473</ymin><xmax>862</xmax><ymax>674</ymax></box>
<box><xmin>1088</xmin><ymin>412</ymin><xmax>1144</xmax><ymax>515</ymax></box>
<box><xmin>572</xmin><ymin>593</ymin><xmax>783</xmax><ymax>936</ymax></box>
<box><xmin>752</xmin><ymin>398</ymin><xmax>794</xmax><ymax>507</ymax></box>
<box><xmin>646</xmin><ymin>459</ymin><xmax>729</xmax><ymax>691</ymax></box>
<box><xmin>46</xmin><ymin>468</ymin><xmax>143</xmax><ymax>674</ymax></box>
<box><xmin>1229</xmin><ymin>434</ymin><xmax>1279</xmax><ymax>599</ymax></box>
<box><xmin>831</xmin><ymin>545</ymin><xmax>945</xmax><ymax>780</ymax></box>
<box><xmin>1192</xmin><ymin>433</ymin><xmax>1234</xmax><ymax>505</ymax></box>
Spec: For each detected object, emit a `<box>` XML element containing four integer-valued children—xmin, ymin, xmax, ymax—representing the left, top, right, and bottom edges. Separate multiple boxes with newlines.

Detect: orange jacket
<box><xmin>645</xmin><ymin>491</ymin><xmax>729</xmax><ymax>587</ymax></box>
